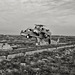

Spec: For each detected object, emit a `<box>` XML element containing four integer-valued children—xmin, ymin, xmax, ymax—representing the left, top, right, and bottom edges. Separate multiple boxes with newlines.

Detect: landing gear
<box><xmin>48</xmin><ymin>38</ymin><xmax>51</xmax><ymax>44</ymax></box>
<box><xmin>35</xmin><ymin>36</ymin><xmax>51</xmax><ymax>46</ymax></box>
<box><xmin>48</xmin><ymin>36</ymin><xmax>51</xmax><ymax>44</ymax></box>
<box><xmin>36</xmin><ymin>37</ymin><xmax>40</xmax><ymax>46</ymax></box>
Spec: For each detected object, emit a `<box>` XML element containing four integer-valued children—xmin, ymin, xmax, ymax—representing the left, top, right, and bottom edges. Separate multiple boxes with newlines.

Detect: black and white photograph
<box><xmin>0</xmin><ymin>0</ymin><xmax>75</xmax><ymax>75</ymax></box>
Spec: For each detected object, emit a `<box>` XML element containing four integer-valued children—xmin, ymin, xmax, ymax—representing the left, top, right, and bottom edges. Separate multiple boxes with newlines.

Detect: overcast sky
<box><xmin>0</xmin><ymin>0</ymin><xmax>75</xmax><ymax>36</ymax></box>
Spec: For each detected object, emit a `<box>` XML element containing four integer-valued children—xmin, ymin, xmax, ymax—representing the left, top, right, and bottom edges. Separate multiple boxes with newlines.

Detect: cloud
<box><xmin>0</xmin><ymin>0</ymin><xmax>75</xmax><ymax>35</ymax></box>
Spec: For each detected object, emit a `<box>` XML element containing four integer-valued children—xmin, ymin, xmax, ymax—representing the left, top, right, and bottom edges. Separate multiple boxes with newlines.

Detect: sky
<box><xmin>0</xmin><ymin>0</ymin><xmax>75</xmax><ymax>36</ymax></box>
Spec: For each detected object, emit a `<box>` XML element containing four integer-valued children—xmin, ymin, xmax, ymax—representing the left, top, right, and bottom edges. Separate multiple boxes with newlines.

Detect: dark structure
<box><xmin>20</xmin><ymin>24</ymin><xmax>51</xmax><ymax>45</ymax></box>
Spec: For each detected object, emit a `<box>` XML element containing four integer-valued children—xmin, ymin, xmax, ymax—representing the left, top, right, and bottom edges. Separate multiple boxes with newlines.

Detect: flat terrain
<box><xmin>0</xmin><ymin>46</ymin><xmax>75</xmax><ymax>75</ymax></box>
<box><xmin>0</xmin><ymin>35</ymin><xmax>75</xmax><ymax>75</ymax></box>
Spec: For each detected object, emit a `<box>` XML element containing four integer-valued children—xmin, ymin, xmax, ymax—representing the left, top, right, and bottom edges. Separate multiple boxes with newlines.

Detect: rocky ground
<box><xmin>0</xmin><ymin>47</ymin><xmax>75</xmax><ymax>75</ymax></box>
<box><xmin>0</xmin><ymin>35</ymin><xmax>75</xmax><ymax>75</ymax></box>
